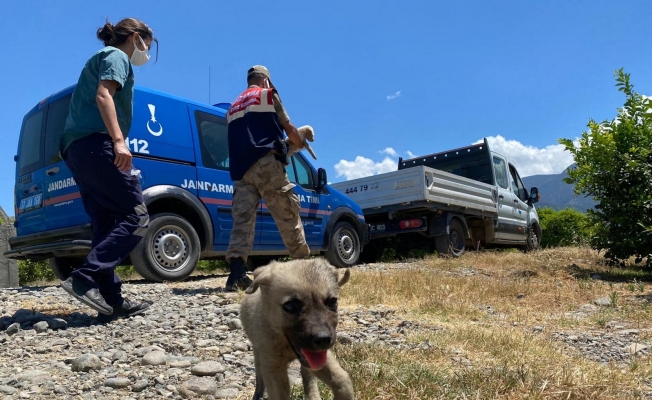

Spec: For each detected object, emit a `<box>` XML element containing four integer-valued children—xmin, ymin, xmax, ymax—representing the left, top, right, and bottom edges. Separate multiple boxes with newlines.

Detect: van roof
<box><xmin>28</xmin><ymin>84</ymin><xmax>230</xmax><ymax>117</ymax></box>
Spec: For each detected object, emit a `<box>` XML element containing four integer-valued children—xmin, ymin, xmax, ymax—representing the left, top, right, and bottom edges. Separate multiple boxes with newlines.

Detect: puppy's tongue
<box><xmin>300</xmin><ymin>349</ymin><xmax>328</xmax><ymax>370</ymax></box>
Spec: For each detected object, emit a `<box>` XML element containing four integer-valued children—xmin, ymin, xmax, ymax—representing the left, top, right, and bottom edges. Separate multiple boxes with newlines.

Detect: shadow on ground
<box><xmin>1</xmin><ymin>308</ymin><xmax>104</xmax><ymax>332</ymax></box>
<box><xmin>564</xmin><ymin>263</ymin><xmax>652</xmax><ymax>283</ymax></box>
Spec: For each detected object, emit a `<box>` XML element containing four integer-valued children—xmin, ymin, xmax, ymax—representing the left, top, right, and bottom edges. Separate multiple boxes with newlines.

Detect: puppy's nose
<box><xmin>312</xmin><ymin>332</ymin><xmax>332</xmax><ymax>349</ymax></box>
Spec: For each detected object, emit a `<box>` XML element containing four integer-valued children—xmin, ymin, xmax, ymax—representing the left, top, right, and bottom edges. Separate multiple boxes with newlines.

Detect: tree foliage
<box><xmin>559</xmin><ymin>69</ymin><xmax>652</xmax><ymax>266</ymax></box>
<box><xmin>18</xmin><ymin>259</ymin><xmax>54</xmax><ymax>285</ymax></box>
<box><xmin>537</xmin><ymin>207</ymin><xmax>593</xmax><ymax>248</ymax></box>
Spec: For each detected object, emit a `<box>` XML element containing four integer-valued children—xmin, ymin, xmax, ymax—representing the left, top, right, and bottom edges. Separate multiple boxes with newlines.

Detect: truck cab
<box><xmin>7</xmin><ymin>85</ymin><xmax>368</xmax><ymax>281</ymax></box>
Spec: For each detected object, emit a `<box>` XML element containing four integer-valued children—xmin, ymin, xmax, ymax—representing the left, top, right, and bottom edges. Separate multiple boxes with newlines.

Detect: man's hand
<box><xmin>280</xmin><ymin>120</ymin><xmax>304</xmax><ymax>149</ymax></box>
<box><xmin>113</xmin><ymin>139</ymin><xmax>133</xmax><ymax>171</ymax></box>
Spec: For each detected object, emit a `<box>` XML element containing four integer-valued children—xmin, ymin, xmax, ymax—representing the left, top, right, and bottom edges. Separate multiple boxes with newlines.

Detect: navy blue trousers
<box><xmin>63</xmin><ymin>133</ymin><xmax>149</xmax><ymax>307</ymax></box>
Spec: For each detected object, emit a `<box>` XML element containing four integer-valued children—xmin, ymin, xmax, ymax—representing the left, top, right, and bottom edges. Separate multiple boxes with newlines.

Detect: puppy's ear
<box><xmin>338</xmin><ymin>268</ymin><xmax>351</xmax><ymax>287</ymax></box>
<box><xmin>245</xmin><ymin>265</ymin><xmax>273</xmax><ymax>294</ymax></box>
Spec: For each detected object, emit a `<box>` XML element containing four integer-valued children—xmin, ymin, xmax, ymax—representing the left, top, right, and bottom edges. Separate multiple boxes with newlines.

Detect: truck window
<box><xmin>509</xmin><ymin>165</ymin><xmax>527</xmax><ymax>202</ymax></box>
<box><xmin>17</xmin><ymin>111</ymin><xmax>45</xmax><ymax>176</ymax></box>
<box><xmin>493</xmin><ymin>156</ymin><xmax>508</xmax><ymax>189</ymax></box>
<box><xmin>44</xmin><ymin>95</ymin><xmax>72</xmax><ymax>165</ymax></box>
<box><xmin>195</xmin><ymin>111</ymin><xmax>229</xmax><ymax>170</ymax></box>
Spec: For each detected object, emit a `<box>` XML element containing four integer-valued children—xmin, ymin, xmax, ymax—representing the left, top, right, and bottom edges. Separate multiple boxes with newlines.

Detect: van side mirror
<box><xmin>317</xmin><ymin>168</ymin><xmax>327</xmax><ymax>192</ymax></box>
<box><xmin>529</xmin><ymin>187</ymin><xmax>540</xmax><ymax>204</ymax></box>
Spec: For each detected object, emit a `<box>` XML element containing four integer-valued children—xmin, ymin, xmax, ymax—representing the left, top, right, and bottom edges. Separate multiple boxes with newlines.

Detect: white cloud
<box><xmin>386</xmin><ymin>91</ymin><xmax>401</xmax><ymax>101</ymax></box>
<box><xmin>334</xmin><ymin>156</ymin><xmax>397</xmax><ymax>180</ymax></box>
<box><xmin>475</xmin><ymin>135</ymin><xmax>576</xmax><ymax>177</ymax></box>
<box><xmin>333</xmin><ymin>137</ymin><xmax>577</xmax><ymax>182</ymax></box>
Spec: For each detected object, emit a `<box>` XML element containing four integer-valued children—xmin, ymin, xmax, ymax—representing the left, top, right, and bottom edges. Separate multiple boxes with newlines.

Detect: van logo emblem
<box><xmin>146</xmin><ymin>104</ymin><xmax>163</xmax><ymax>136</ymax></box>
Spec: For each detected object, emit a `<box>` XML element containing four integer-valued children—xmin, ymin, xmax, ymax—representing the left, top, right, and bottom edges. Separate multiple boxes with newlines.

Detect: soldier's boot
<box><xmin>225</xmin><ymin>257</ymin><xmax>253</xmax><ymax>292</ymax></box>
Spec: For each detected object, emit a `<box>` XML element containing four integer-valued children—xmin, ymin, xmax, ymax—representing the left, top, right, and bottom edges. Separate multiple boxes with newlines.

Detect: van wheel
<box><xmin>435</xmin><ymin>218</ymin><xmax>466</xmax><ymax>257</ymax></box>
<box><xmin>326</xmin><ymin>222</ymin><xmax>360</xmax><ymax>268</ymax></box>
<box><xmin>526</xmin><ymin>225</ymin><xmax>541</xmax><ymax>252</ymax></box>
<box><xmin>130</xmin><ymin>213</ymin><xmax>200</xmax><ymax>282</ymax></box>
<box><xmin>49</xmin><ymin>257</ymin><xmax>82</xmax><ymax>281</ymax></box>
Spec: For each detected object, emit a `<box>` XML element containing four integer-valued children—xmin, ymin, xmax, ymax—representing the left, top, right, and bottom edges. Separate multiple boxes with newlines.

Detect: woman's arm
<box><xmin>96</xmin><ymin>80</ymin><xmax>133</xmax><ymax>171</ymax></box>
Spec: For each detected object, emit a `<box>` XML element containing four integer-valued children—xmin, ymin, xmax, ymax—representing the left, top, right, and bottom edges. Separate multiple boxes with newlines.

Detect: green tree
<box><xmin>537</xmin><ymin>207</ymin><xmax>593</xmax><ymax>248</ymax></box>
<box><xmin>18</xmin><ymin>259</ymin><xmax>54</xmax><ymax>285</ymax></box>
<box><xmin>559</xmin><ymin>69</ymin><xmax>652</xmax><ymax>266</ymax></box>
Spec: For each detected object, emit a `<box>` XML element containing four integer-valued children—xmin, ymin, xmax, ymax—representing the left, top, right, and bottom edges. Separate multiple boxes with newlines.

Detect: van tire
<box><xmin>49</xmin><ymin>257</ymin><xmax>82</xmax><ymax>281</ymax></box>
<box><xmin>130</xmin><ymin>213</ymin><xmax>200</xmax><ymax>282</ymax></box>
<box><xmin>435</xmin><ymin>218</ymin><xmax>466</xmax><ymax>257</ymax></box>
<box><xmin>326</xmin><ymin>221</ymin><xmax>360</xmax><ymax>268</ymax></box>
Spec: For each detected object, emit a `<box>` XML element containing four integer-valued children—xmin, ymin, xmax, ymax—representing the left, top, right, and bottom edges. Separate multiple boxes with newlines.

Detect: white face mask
<box><xmin>130</xmin><ymin>35</ymin><xmax>150</xmax><ymax>66</ymax></box>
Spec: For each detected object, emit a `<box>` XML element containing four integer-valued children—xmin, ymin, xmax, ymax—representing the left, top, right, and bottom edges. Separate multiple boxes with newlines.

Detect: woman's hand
<box><xmin>113</xmin><ymin>139</ymin><xmax>133</xmax><ymax>171</ymax></box>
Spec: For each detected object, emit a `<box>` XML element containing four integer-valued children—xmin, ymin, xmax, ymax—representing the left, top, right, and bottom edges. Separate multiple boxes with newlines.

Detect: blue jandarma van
<box><xmin>5</xmin><ymin>85</ymin><xmax>368</xmax><ymax>282</ymax></box>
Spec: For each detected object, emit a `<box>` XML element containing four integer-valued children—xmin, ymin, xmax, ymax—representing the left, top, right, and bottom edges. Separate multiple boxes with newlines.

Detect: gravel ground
<box><xmin>0</xmin><ymin>261</ymin><xmax>650</xmax><ymax>399</ymax></box>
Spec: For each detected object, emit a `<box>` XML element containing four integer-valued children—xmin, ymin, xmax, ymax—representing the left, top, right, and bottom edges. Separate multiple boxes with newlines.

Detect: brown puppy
<box><xmin>240</xmin><ymin>258</ymin><xmax>354</xmax><ymax>400</ymax></box>
<box><xmin>286</xmin><ymin>125</ymin><xmax>318</xmax><ymax>160</ymax></box>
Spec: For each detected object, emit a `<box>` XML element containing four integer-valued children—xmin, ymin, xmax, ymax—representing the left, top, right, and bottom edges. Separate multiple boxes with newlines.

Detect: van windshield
<box><xmin>18</xmin><ymin>111</ymin><xmax>45</xmax><ymax>176</ymax></box>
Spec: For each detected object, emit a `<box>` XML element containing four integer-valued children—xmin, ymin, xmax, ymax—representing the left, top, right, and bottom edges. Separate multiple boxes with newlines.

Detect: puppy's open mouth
<box><xmin>300</xmin><ymin>349</ymin><xmax>328</xmax><ymax>370</ymax></box>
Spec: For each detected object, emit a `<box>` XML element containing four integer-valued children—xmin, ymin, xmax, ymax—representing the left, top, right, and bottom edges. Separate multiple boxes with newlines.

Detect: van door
<box><xmin>42</xmin><ymin>94</ymin><xmax>90</xmax><ymax>231</ymax></box>
<box><xmin>492</xmin><ymin>155</ymin><xmax>521</xmax><ymax>241</ymax></box>
<box><xmin>190</xmin><ymin>108</ymin><xmax>245</xmax><ymax>249</ymax></box>
<box><xmin>258</xmin><ymin>153</ymin><xmax>325</xmax><ymax>251</ymax></box>
<box><xmin>507</xmin><ymin>164</ymin><xmax>529</xmax><ymax>241</ymax></box>
<box><xmin>14</xmin><ymin>107</ymin><xmax>47</xmax><ymax>235</ymax></box>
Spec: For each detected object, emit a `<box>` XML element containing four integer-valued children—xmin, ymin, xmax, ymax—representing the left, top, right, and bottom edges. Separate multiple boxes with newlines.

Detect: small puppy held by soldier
<box><xmin>240</xmin><ymin>257</ymin><xmax>354</xmax><ymax>400</ymax></box>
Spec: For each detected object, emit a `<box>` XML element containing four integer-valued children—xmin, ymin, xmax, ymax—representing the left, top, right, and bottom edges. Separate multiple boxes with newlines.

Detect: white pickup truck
<box><xmin>330</xmin><ymin>139</ymin><xmax>542</xmax><ymax>257</ymax></box>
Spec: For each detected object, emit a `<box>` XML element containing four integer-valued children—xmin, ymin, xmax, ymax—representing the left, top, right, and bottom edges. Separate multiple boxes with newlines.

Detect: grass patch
<box><xmin>329</xmin><ymin>247</ymin><xmax>652</xmax><ymax>399</ymax></box>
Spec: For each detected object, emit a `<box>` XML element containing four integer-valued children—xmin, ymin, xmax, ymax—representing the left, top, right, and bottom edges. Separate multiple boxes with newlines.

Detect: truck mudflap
<box><xmin>369</xmin><ymin>217</ymin><xmax>428</xmax><ymax>239</ymax></box>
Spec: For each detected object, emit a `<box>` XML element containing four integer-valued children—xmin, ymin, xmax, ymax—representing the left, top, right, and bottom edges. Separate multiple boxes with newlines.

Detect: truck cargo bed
<box><xmin>330</xmin><ymin>166</ymin><xmax>498</xmax><ymax>216</ymax></box>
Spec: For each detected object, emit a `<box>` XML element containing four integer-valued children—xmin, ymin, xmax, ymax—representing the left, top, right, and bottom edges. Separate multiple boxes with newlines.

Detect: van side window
<box><xmin>285</xmin><ymin>157</ymin><xmax>297</xmax><ymax>182</ymax></box>
<box><xmin>44</xmin><ymin>95</ymin><xmax>72</xmax><ymax>165</ymax></box>
<box><xmin>18</xmin><ymin>111</ymin><xmax>45</xmax><ymax>176</ymax></box>
<box><xmin>195</xmin><ymin>111</ymin><xmax>229</xmax><ymax>170</ymax></box>
<box><xmin>493</xmin><ymin>156</ymin><xmax>508</xmax><ymax>189</ymax></box>
<box><xmin>292</xmin><ymin>155</ymin><xmax>315</xmax><ymax>190</ymax></box>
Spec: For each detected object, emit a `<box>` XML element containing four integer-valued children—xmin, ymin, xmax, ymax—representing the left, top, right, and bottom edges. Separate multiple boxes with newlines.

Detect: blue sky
<box><xmin>1</xmin><ymin>0</ymin><xmax>651</xmax><ymax>216</ymax></box>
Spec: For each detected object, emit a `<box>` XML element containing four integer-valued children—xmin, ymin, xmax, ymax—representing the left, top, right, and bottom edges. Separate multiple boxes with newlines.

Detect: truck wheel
<box><xmin>49</xmin><ymin>257</ymin><xmax>82</xmax><ymax>281</ymax></box>
<box><xmin>526</xmin><ymin>225</ymin><xmax>541</xmax><ymax>252</ymax></box>
<box><xmin>359</xmin><ymin>238</ymin><xmax>385</xmax><ymax>264</ymax></box>
<box><xmin>326</xmin><ymin>222</ymin><xmax>361</xmax><ymax>268</ymax></box>
<box><xmin>130</xmin><ymin>213</ymin><xmax>200</xmax><ymax>282</ymax></box>
<box><xmin>246</xmin><ymin>256</ymin><xmax>272</xmax><ymax>271</ymax></box>
<box><xmin>435</xmin><ymin>218</ymin><xmax>466</xmax><ymax>257</ymax></box>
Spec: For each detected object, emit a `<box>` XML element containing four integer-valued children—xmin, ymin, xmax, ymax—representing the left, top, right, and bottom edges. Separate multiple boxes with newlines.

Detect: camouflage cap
<box><xmin>248</xmin><ymin>65</ymin><xmax>271</xmax><ymax>79</ymax></box>
<box><xmin>247</xmin><ymin>65</ymin><xmax>275</xmax><ymax>89</ymax></box>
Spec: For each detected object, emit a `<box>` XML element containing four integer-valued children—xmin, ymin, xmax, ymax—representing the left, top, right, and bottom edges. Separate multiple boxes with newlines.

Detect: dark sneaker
<box><xmin>224</xmin><ymin>275</ymin><xmax>253</xmax><ymax>292</ymax></box>
<box><xmin>96</xmin><ymin>298</ymin><xmax>152</xmax><ymax>323</ymax></box>
<box><xmin>60</xmin><ymin>277</ymin><xmax>113</xmax><ymax>315</ymax></box>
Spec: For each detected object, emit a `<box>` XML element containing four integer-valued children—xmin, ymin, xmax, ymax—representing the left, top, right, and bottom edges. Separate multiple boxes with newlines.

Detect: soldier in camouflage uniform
<box><xmin>223</xmin><ymin>65</ymin><xmax>310</xmax><ymax>292</ymax></box>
